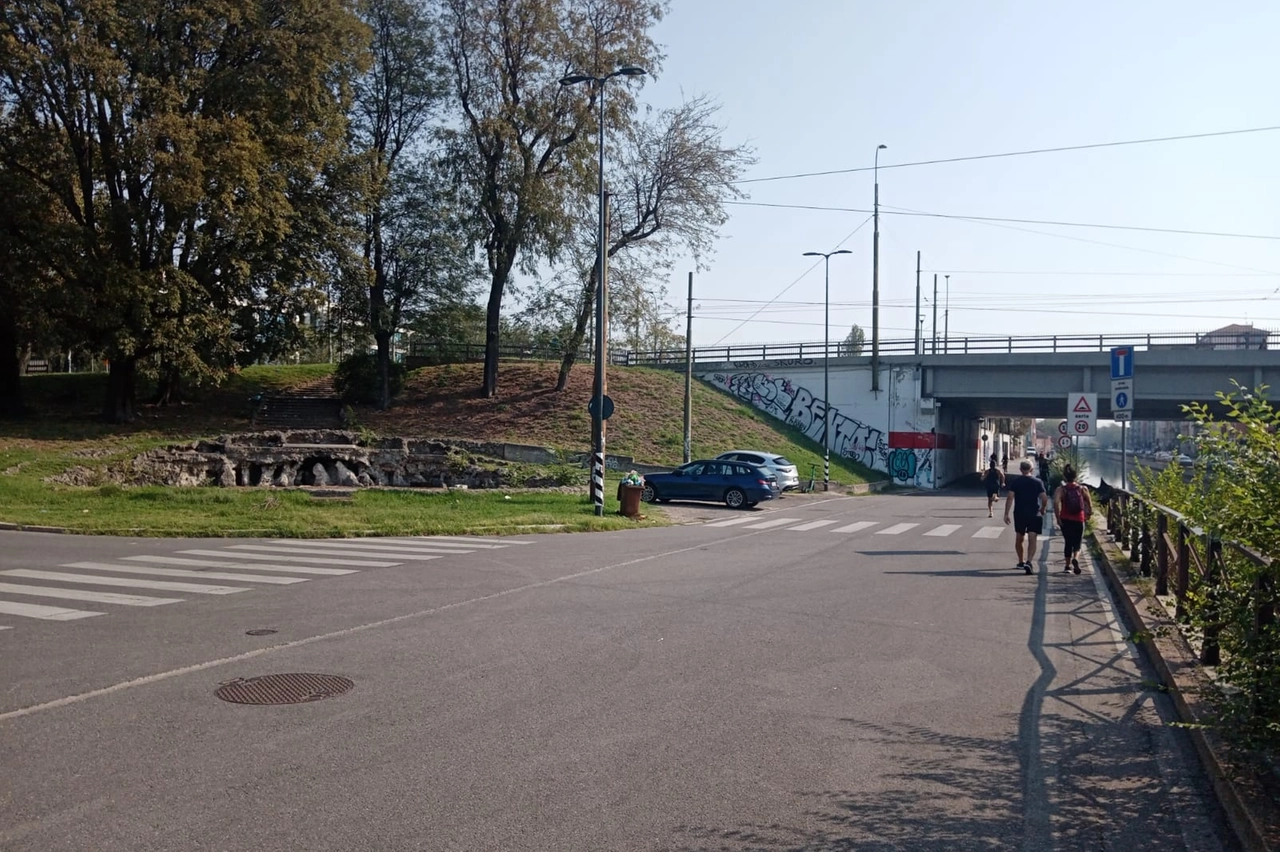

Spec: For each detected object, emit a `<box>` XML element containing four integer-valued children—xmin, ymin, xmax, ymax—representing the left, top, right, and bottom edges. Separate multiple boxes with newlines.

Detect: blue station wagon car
<box><xmin>641</xmin><ymin>459</ymin><xmax>777</xmax><ymax>509</ymax></box>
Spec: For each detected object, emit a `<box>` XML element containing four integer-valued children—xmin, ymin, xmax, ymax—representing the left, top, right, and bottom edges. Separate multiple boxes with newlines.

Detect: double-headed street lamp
<box><xmin>561</xmin><ymin>64</ymin><xmax>646</xmax><ymax>516</ymax></box>
<box><xmin>803</xmin><ymin>248</ymin><xmax>851</xmax><ymax>491</ymax></box>
<box><xmin>871</xmin><ymin>143</ymin><xmax>887</xmax><ymax>392</ymax></box>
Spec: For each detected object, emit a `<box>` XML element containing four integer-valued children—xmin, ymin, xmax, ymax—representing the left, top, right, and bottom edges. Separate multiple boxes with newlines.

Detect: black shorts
<box><xmin>1013</xmin><ymin>513</ymin><xmax>1042</xmax><ymax>535</ymax></box>
<box><xmin>986</xmin><ymin>487</ymin><xmax>1000</xmax><ymax>498</ymax></box>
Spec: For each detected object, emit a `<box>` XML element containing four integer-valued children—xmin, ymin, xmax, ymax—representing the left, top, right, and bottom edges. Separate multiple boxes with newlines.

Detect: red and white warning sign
<box><xmin>1068</xmin><ymin>393</ymin><xmax>1097</xmax><ymax>437</ymax></box>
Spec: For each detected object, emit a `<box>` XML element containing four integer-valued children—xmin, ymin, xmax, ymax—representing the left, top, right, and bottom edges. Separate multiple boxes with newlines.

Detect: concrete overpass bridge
<box><xmin>622</xmin><ymin>329</ymin><xmax>1280</xmax><ymax>487</ymax></box>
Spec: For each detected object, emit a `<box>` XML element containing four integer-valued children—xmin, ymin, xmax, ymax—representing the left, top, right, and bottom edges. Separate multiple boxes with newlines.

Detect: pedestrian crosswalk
<box><xmin>0</xmin><ymin>536</ymin><xmax>532</xmax><ymax>631</ymax></box>
<box><xmin>705</xmin><ymin>516</ymin><xmax>1012</xmax><ymax>540</ymax></box>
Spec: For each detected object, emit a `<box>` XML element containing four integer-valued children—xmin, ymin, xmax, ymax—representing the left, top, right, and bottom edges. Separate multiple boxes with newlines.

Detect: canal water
<box><xmin>1076</xmin><ymin>448</ymin><xmax>1176</xmax><ymax>490</ymax></box>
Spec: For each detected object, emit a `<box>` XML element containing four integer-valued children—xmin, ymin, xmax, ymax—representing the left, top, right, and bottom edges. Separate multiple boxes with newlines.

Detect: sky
<box><xmin>621</xmin><ymin>0</ymin><xmax>1280</xmax><ymax>351</ymax></box>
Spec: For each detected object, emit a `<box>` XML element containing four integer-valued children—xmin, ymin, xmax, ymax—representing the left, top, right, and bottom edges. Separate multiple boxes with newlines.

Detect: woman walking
<box><xmin>1053</xmin><ymin>463</ymin><xmax>1092</xmax><ymax>574</ymax></box>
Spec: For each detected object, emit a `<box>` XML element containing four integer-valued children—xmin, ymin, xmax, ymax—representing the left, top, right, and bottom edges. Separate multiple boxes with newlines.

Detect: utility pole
<box><xmin>914</xmin><ymin>251</ymin><xmax>922</xmax><ymax>355</ymax></box>
<box><xmin>683</xmin><ymin>271</ymin><xmax>693</xmax><ymax>464</ymax></box>
<box><xmin>871</xmin><ymin>144</ymin><xmax>887</xmax><ymax>392</ymax></box>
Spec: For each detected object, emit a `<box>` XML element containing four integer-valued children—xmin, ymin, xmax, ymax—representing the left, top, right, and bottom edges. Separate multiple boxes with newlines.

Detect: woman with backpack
<box><xmin>1053</xmin><ymin>463</ymin><xmax>1092</xmax><ymax>574</ymax></box>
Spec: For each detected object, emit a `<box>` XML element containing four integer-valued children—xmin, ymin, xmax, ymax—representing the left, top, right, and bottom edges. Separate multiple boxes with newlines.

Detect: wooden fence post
<box><xmin>1176</xmin><ymin>522</ymin><xmax>1191</xmax><ymax>623</ymax></box>
<box><xmin>1155</xmin><ymin>513</ymin><xmax>1169</xmax><ymax>596</ymax></box>
<box><xmin>1201</xmin><ymin>538</ymin><xmax>1222</xmax><ymax>666</ymax></box>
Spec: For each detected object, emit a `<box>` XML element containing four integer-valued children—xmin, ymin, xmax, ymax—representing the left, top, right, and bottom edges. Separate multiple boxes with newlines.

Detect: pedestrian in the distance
<box><xmin>1001</xmin><ymin>452</ymin><xmax>1008</xmax><ymax>473</ymax></box>
<box><xmin>983</xmin><ymin>456</ymin><xmax>1005</xmax><ymax>518</ymax></box>
<box><xmin>1053</xmin><ymin>463</ymin><xmax>1092</xmax><ymax>574</ymax></box>
<box><xmin>1004</xmin><ymin>459</ymin><xmax>1048</xmax><ymax>575</ymax></box>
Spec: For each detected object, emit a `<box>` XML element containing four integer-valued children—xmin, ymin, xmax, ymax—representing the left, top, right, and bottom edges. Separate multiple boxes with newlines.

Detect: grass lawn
<box><xmin>0</xmin><ymin>362</ymin><xmax>885</xmax><ymax>537</ymax></box>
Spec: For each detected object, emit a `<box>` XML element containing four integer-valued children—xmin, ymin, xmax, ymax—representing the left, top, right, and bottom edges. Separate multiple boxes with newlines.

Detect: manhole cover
<box><xmin>215</xmin><ymin>673</ymin><xmax>354</xmax><ymax>705</ymax></box>
<box><xmin>245</xmin><ymin>629</ymin><xmax>277</xmax><ymax>636</ymax></box>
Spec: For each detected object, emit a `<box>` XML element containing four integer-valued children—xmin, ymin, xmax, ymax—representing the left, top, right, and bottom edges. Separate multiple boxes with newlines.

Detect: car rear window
<box><xmin>772</xmin><ymin>456</ymin><xmax>794</xmax><ymax>467</ymax></box>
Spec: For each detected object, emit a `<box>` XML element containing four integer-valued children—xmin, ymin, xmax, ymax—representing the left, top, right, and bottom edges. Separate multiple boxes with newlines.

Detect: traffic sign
<box><xmin>1057</xmin><ymin>435</ymin><xmax>1073</xmax><ymax>449</ymax></box>
<box><xmin>1115</xmin><ymin>410</ymin><xmax>1132</xmax><ymax>422</ymax></box>
<box><xmin>1111</xmin><ymin>377</ymin><xmax>1133</xmax><ymax>417</ymax></box>
<box><xmin>587</xmin><ymin>394</ymin><xmax>615</xmax><ymax>420</ymax></box>
<box><xmin>1068</xmin><ymin>392</ymin><xmax>1097</xmax><ymax>437</ymax></box>
<box><xmin>1057</xmin><ymin>420</ymin><xmax>1069</xmax><ymax>436</ymax></box>
<box><xmin>1110</xmin><ymin>346</ymin><xmax>1134</xmax><ymax>380</ymax></box>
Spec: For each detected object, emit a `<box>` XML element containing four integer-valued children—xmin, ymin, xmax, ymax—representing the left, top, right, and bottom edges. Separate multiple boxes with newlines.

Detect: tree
<box><xmin>350</xmin><ymin>0</ymin><xmax>448</xmax><ymax>408</ymax></box>
<box><xmin>840</xmin><ymin>324</ymin><xmax>865</xmax><ymax>356</ymax></box>
<box><xmin>435</xmin><ymin>0</ymin><xmax>665</xmax><ymax>398</ymax></box>
<box><xmin>0</xmin><ymin>0</ymin><xmax>367</xmax><ymax>421</ymax></box>
<box><xmin>552</xmin><ymin>94</ymin><xmax>753</xmax><ymax>390</ymax></box>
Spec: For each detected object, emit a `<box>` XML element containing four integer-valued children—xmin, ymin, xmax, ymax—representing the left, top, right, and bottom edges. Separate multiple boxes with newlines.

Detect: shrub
<box><xmin>333</xmin><ymin>353</ymin><xmax>406</xmax><ymax>405</ymax></box>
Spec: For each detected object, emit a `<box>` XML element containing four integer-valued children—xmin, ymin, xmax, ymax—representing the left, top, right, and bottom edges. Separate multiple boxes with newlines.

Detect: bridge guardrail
<box><xmin>616</xmin><ymin>329</ymin><xmax>1277</xmax><ymax>366</ymax></box>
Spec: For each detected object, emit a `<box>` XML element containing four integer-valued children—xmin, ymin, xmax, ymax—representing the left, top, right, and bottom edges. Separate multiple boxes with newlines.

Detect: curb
<box><xmin>1091</xmin><ymin>525</ymin><xmax>1280</xmax><ymax>852</ymax></box>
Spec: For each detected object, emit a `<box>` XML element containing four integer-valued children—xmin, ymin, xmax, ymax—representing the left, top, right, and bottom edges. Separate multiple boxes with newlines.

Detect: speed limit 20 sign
<box><xmin>1068</xmin><ymin>393</ymin><xmax>1097</xmax><ymax>437</ymax></box>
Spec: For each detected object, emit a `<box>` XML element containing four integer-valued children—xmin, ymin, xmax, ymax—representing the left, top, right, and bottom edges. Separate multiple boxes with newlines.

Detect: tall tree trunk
<box><xmin>480</xmin><ymin>257</ymin><xmax>512</xmax><ymax>398</ymax></box>
<box><xmin>102</xmin><ymin>356</ymin><xmax>138</xmax><ymax>423</ymax></box>
<box><xmin>375</xmin><ymin>331</ymin><xmax>393</xmax><ymax>410</ymax></box>
<box><xmin>0</xmin><ymin>311</ymin><xmax>24</xmax><ymax>419</ymax></box>
<box><xmin>555</xmin><ymin>268</ymin><xmax>597</xmax><ymax>392</ymax></box>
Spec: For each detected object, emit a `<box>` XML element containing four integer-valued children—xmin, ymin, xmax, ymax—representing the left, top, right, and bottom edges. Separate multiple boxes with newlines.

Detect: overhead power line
<box><xmin>731</xmin><ymin>125</ymin><xmax>1280</xmax><ymax>185</ymax></box>
<box><xmin>722</xmin><ymin>200</ymin><xmax>1280</xmax><ymax>242</ymax></box>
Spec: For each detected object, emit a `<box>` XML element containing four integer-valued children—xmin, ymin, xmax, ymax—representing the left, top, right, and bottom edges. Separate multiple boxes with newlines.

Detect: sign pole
<box><xmin>1121</xmin><ymin>421</ymin><xmax>1127</xmax><ymax>490</ymax></box>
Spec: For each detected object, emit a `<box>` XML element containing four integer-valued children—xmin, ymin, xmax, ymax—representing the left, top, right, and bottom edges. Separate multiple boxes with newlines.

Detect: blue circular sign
<box><xmin>1115</xmin><ymin>391</ymin><xmax>1128</xmax><ymax>409</ymax></box>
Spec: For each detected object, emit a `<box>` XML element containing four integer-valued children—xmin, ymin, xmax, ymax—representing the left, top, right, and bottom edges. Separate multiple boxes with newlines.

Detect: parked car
<box><xmin>642</xmin><ymin>459</ymin><xmax>777</xmax><ymax>509</ymax></box>
<box><xmin>715</xmin><ymin>450</ymin><xmax>800</xmax><ymax>491</ymax></box>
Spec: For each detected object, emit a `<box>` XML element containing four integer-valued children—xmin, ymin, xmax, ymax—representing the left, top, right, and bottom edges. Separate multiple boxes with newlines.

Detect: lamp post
<box><xmin>561</xmin><ymin>64</ymin><xmax>646</xmax><ymax>516</ymax></box>
<box><xmin>803</xmin><ymin>249</ymin><xmax>852</xmax><ymax>491</ymax></box>
<box><xmin>944</xmin><ymin>273</ymin><xmax>950</xmax><ymax>353</ymax></box>
<box><xmin>871</xmin><ymin>143</ymin><xmax>887</xmax><ymax>392</ymax></box>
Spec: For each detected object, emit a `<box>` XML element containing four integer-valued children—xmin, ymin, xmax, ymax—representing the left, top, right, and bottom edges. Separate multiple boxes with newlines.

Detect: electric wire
<box><xmin>731</xmin><ymin>125</ymin><xmax>1280</xmax><ymax>185</ymax></box>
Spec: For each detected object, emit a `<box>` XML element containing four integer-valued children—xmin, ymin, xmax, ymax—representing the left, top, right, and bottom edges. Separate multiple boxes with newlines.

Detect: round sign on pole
<box><xmin>1057</xmin><ymin>435</ymin><xmax>1073</xmax><ymax>449</ymax></box>
<box><xmin>1058</xmin><ymin>420</ymin><xmax>1069</xmax><ymax>435</ymax></box>
<box><xmin>1073</xmin><ymin>419</ymin><xmax>1090</xmax><ymax>434</ymax></box>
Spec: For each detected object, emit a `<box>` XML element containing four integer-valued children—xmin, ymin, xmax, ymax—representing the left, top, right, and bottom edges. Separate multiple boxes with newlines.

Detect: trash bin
<box><xmin>618</xmin><ymin>483</ymin><xmax>644</xmax><ymax>518</ymax></box>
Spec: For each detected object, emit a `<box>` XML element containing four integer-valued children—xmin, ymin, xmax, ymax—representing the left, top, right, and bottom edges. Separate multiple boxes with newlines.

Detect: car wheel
<box><xmin>641</xmin><ymin>484</ymin><xmax>657</xmax><ymax>503</ymax></box>
<box><xmin>724</xmin><ymin>488</ymin><xmax>747</xmax><ymax>509</ymax></box>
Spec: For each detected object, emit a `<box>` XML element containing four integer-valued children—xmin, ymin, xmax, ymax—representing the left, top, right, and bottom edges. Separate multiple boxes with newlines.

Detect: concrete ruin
<box><xmin>118</xmin><ymin>431</ymin><xmax>565</xmax><ymax>489</ymax></box>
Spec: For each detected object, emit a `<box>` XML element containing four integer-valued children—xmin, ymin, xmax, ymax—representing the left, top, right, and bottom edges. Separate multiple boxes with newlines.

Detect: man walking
<box><xmin>1004</xmin><ymin>459</ymin><xmax>1048</xmax><ymax>575</ymax></box>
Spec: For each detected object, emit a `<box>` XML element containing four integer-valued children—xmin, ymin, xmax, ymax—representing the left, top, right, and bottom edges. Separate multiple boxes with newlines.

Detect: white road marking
<box><xmin>0</xmin><ymin>625</ymin><xmax>11</xmax><ymax>630</ymax></box>
<box><xmin>256</xmin><ymin>540</ymin><xmax>471</xmax><ymax>556</ymax></box>
<box><xmin>973</xmin><ymin>526</ymin><xmax>1005</xmax><ymax>539</ymax></box>
<box><xmin>377</xmin><ymin>536</ymin><xmax>532</xmax><ymax>547</ymax></box>
<box><xmin>875</xmin><ymin>523</ymin><xmax>920</xmax><ymax>535</ymax></box>
<box><xmin>704</xmin><ymin>517</ymin><xmax>762</xmax><ymax>528</ymax></box>
<box><xmin>226</xmin><ymin>544</ymin><xmax>443</xmax><ymax>561</ymax></box>
<box><xmin>742</xmin><ymin>517</ymin><xmax>804</xmax><ymax>530</ymax></box>
<box><xmin>924</xmin><ymin>524</ymin><xmax>962</xmax><ymax>537</ymax></box>
<box><xmin>786</xmin><ymin>520</ymin><xmax>840</xmax><ymax>531</ymax></box>
<box><xmin>0</xmin><ymin>581</ymin><xmax>182</xmax><ymax>607</ymax></box>
<box><xmin>831</xmin><ymin>521</ymin><xmax>878</xmax><ymax>534</ymax></box>
<box><xmin>2</xmin><ymin>570</ymin><xmax>246</xmax><ymax>595</ymax></box>
<box><xmin>125</xmin><ymin>556</ymin><xmax>357</xmax><ymax>576</ymax></box>
<box><xmin>179</xmin><ymin>549</ymin><xmax>396</xmax><ymax>568</ymax></box>
<box><xmin>0</xmin><ymin>600</ymin><xmax>103</xmax><ymax>621</ymax></box>
<box><xmin>64</xmin><ymin>562</ymin><xmax>307</xmax><ymax>585</ymax></box>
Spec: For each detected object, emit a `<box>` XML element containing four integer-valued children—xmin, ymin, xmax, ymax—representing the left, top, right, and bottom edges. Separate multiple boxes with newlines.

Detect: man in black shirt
<box><xmin>1004</xmin><ymin>459</ymin><xmax>1048</xmax><ymax>575</ymax></box>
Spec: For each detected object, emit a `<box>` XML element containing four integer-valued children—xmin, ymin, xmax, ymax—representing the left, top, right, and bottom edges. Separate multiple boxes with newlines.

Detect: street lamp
<box><xmin>944</xmin><ymin>273</ymin><xmax>950</xmax><ymax>353</ymax></box>
<box><xmin>561</xmin><ymin>64</ymin><xmax>646</xmax><ymax>516</ymax></box>
<box><xmin>803</xmin><ymin>249</ymin><xmax>852</xmax><ymax>491</ymax></box>
<box><xmin>871</xmin><ymin>143</ymin><xmax>887</xmax><ymax>392</ymax></box>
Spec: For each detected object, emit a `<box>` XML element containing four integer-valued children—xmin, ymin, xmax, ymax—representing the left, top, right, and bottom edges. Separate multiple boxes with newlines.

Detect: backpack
<box><xmin>1061</xmin><ymin>483</ymin><xmax>1084</xmax><ymax>516</ymax></box>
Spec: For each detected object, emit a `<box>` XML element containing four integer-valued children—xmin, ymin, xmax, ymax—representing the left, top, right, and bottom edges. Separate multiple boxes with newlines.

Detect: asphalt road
<box><xmin>0</xmin><ymin>490</ymin><xmax>1238</xmax><ymax>851</ymax></box>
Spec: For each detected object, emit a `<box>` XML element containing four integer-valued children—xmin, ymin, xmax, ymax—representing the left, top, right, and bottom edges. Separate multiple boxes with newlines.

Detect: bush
<box><xmin>333</xmin><ymin>353</ymin><xmax>406</xmax><ymax>405</ymax></box>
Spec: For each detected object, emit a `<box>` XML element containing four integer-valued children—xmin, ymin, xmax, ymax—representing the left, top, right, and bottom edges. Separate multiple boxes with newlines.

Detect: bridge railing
<box><xmin>617</xmin><ymin>329</ymin><xmax>1277</xmax><ymax>366</ymax></box>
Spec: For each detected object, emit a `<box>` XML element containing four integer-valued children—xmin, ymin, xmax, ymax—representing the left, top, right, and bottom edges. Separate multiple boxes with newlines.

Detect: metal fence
<box><xmin>1103</xmin><ymin>486</ymin><xmax>1271</xmax><ymax>666</ymax></box>
<box><xmin>615</xmin><ymin>329</ymin><xmax>1278</xmax><ymax>367</ymax></box>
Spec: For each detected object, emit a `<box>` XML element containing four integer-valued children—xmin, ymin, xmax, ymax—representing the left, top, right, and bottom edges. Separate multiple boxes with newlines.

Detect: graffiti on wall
<box><xmin>710</xmin><ymin>371</ymin><xmax>890</xmax><ymax>471</ymax></box>
<box><xmin>709</xmin><ymin>370</ymin><xmax>937</xmax><ymax>483</ymax></box>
